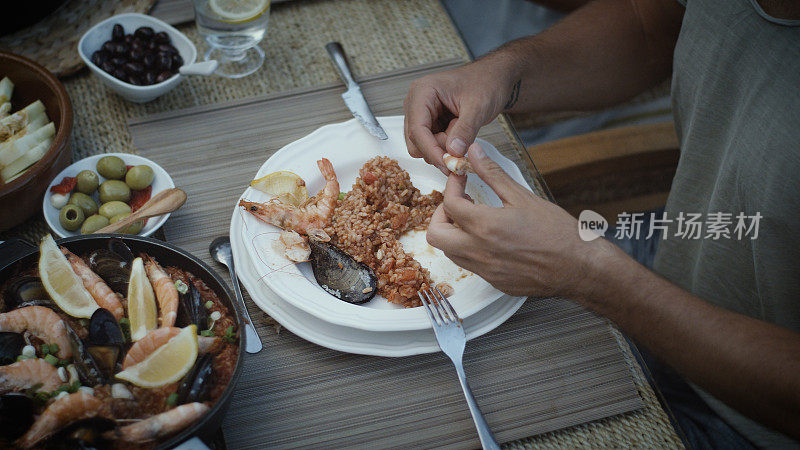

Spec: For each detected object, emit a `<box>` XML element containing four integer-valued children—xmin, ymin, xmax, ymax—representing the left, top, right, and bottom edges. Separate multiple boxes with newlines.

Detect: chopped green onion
<box><xmin>44</xmin><ymin>354</ymin><xmax>59</xmax><ymax>365</ymax></box>
<box><xmin>222</xmin><ymin>325</ymin><xmax>236</xmax><ymax>343</ymax></box>
<box><xmin>16</xmin><ymin>354</ymin><xmax>33</xmax><ymax>362</ymax></box>
<box><xmin>70</xmin><ymin>380</ymin><xmax>81</xmax><ymax>392</ymax></box>
<box><xmin>174</xmin><ymin>280</ymin><xmax>189</xmax><ymax>295</ymax></box>
<box><xmin>119</xmin><ymin>317</ymin><xmax>130</xmax><ymax>325</ymax></box>
<box><xmin>338</xmin><ymin>192</ymin><xmax>347</xmax><ymax>201</ymax></box>
<box><xmin>204</xmin><ymin>300</ymin><xmax>214</xmax><ymax>309</ymax></box>
<box><xmin>57</xmin><ymin>359</ymin><xmax>70</xmax><ymax>367</ymax></box>
<box><xmin>166</xmin><ymin>392</ymin><xmax>178</xmax><ymax>406</ymax></box>
<box><xmin>200</xmin><ymin>330</ymin><xmax>215</xmax><ymax>337</ymax></box>
<box><xmin>79</xmin><ymin>318</ymin><xmax>90</xmax><ymax>327</ymax></box>
<box><xmin>41</xmin><ymin>344</ymin><xmax>50</xmax><ymax>355</ymax></box>
<box><xmin>49</xmin><ymin>343</ymin><xmax>59</xmax><ymax>354</ymax></box>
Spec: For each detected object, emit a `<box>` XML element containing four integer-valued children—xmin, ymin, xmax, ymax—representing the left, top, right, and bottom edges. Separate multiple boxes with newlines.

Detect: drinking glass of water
<box><xmin>193</xmin><ymin>0</ymin><xmax>270</xmax><ymax>78</ymax></box>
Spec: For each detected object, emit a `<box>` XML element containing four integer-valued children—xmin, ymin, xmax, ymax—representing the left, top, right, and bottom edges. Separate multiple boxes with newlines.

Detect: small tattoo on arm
<box><xmin>504</xmin><ymin>79</ymin><xmax>521</xmax><ymax>110</ymax></box>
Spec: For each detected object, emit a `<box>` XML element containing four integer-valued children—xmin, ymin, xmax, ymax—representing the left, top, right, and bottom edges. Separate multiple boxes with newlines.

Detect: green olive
<box><xmin>99</xmin><ymin>201</ymin><xmax>132</xmax><ymax>219</ymax></box>
<box><xmin>96</xmin><ymin>156</ymin><xmax>127</xmax><ymax>180</ymax></box>
<box><xmin>125</xmin><ymin>165</ymin><xmax>154</xmax><ymax>191</ymax></box>
<box><xmin>59</xmin><ymin>204</ymin><xmax>85</xmax><ymax>231</ymax></box>
<box><xmin>80</xmin><ymin>214</ymin><xmax>110</xmax><ymax>234</ymax></box>
<box><xmin>110</xmin><ymin>213</ymin><xmax>144</xmax><ymax>235</ymax></box>
<box><xmin>75</xmin><ymin>170</ymin><xmax>100</xmax><ymax>194</ymax></box>
<box><xmin>68</xmin><ymin>192</ymin><xmax>99</xmax><ymax>217</ymax></box>
<box><xmin>98</xmin><ymin>180</ymin><xmax>131</xmax><ymax>203</ymax></box>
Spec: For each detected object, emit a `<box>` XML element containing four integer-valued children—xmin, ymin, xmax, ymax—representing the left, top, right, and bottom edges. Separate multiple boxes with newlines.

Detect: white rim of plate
<box><xmin>231</xmin><ymin>116</ymin><xmax>532</xmax><ymax>332</ymax></box>
<box><xmin>231</xmin><ymin>205</ymin><xmax>527</xmax><ymax>357</ymax></box>
<box><xmin>42</xmin><ymin>152</ymin><xmax>175</xmax><ymax>238</ymax></box>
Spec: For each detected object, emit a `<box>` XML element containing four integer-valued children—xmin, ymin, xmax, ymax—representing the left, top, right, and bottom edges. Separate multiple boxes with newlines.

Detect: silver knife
<box><xmin>325</xmin><ymin>42</ymin><xmax>388</xmax><ymax>140</ymax></box>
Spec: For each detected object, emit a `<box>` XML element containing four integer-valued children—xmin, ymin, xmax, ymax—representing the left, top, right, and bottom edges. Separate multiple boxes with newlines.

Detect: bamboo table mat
<box><xmin>128</xmin><ymin>59</ymin><xmax>644</xmax><ymax>448</ymax></box>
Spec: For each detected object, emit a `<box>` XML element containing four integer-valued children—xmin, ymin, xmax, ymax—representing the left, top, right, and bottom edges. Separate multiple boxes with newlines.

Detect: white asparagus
<box><xmin>1</xmin><ymin>137</ymin><xmax>52</xmax><ymax>181</ymax></box>
<box><xmin>0</xmin><ymin>77</ymin><xmax>13</xmax><ymax>103</ymax></box>
<box><xmin>0</xmin><ymin>122</ymin><xmax>55</xmax><ymax>166</ymax></box>
<box><xmin>0</xmin><ymin>103</ymin><xmax>10</xmax><ymax>118</ymax></box>
<box><xmin>0</xmin><ymin>100</ymin><xmax>48</xmax><ymax>142</ymax></box>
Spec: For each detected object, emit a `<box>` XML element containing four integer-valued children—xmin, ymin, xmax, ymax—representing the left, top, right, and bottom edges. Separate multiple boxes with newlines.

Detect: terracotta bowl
<box><xmin>0</xmin><ymin>52</ymin><xmax>73</xmax><ymax>232</ymax></box>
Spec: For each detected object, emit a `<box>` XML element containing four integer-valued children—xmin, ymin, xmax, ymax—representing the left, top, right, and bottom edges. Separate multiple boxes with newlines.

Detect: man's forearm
<box><xmin>478</xmin><ymin>0</ymin><xmax>684</xmax><ymax>114</ymax></box>
<box><xmin>579</xmin><ymin>239</ymin><xmax>800</xmax><ymax>438</ymax></box>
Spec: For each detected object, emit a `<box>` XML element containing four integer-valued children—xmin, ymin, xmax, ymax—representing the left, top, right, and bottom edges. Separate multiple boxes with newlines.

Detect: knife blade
<box><xmin>325</xmin><ymin>42</ymin><xmax>388</xmax><ymax>140</ymax></box>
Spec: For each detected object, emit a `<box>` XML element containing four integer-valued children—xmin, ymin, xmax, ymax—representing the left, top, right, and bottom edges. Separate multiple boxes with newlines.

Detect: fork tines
<box><xmin>419</xmin><ymin>287</ymin><xmax>459</xmax><ymax>325</ymax></box>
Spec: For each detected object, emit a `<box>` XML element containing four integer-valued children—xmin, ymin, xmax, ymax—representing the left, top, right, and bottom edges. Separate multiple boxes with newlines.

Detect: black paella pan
<box><xmin>0</xmin><ymin>234</ymin><xmax>246</xmax><ymax>449</ymax></box>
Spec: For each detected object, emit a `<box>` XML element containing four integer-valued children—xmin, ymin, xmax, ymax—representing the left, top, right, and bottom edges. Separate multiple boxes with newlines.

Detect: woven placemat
<box><xmin>1</xmin><ymin>0</ymin><xmax>682</xmax><ymax>446</ymax></box>
<box><xmin>0</xmin><ymin>0</ymin><xmax>156</xmax><ymax>77</ymax></box>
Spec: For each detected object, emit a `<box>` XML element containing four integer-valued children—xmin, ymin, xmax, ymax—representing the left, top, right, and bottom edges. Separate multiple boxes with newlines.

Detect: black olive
<box><xmin>100</xmin><ymin>61</ymin><xmax>115</xmax><ymax>73</ymax></box>
<box><xmin>110</xmin><ymin>57</ymin><xmax>127</xmax><ymax>67</ymax></box>
<box><xmin>130</xmin><ymin>49</ymin><xmax>144</xmax><ymax>62</ymax></box>
<box><xmin>123</xmin><ymin>61</ymin><xmax>144</xmax><ymax>75</ymax></box>
<box><xmin>143</xmin><ymin>71</ymin><xmax>156</xmax><ymax>85</ymax></box>
<box><xmin>130</xmin><ymin>39</ymin><xmax>143</xmax><ymax>52</ymax></box>
<box><xmin>124</xmin><ymin>34</ymin><xmax>134</xmax><ymax>43</ymax></box>
<box><xmin>154</xmin><ymin>31</ymin><xmax>170</xmax><ymax>44</ymax></box>
<box><xmin>113</xmin><ymin>42</ymin><xmax>129</xmax><ymax>56</ymax></box>
<box><xmin>127</xmin><ymin>74</ymin><xmax>142</xmax><ymax>85</ymax></box>
<box><xmin>157</xmin><ymin>44</ymin><xmax>177</xmax><ymax>55</ymax></box>
<box><xmin>102</xmin><ymin>41</ymin><xmax>116</xmax><ymax>53</ymax></box>
<box><xmin>112</xmin><ymin>68</ymin><xmax>127</xmax><ymax>80</ymax></box>
<box><xmin>112</xmin><ymin>24</ymin><xmax>124</xmax><ymax>41</ymax></box>
<box><xmin>158</xmin><ymin>53</ymin><xmax>173</xmax><ymax>71</ymax></box>
<box><xmin>142</xmin><ymin>53</ymin><xmax>157</xmax><ymax>69</ymax></box>
<box><xmin>155</xmin><ymin>71</ymin><xmax>172</xmax><ymax>83</ymax></box>
<box><xmin>91</xmin><ymin>50</ymin><xmax>107</xmax><ymax>66</ymax></box>
<box><xmin>147</xmin><ymin>40</ymin><xmax>158</xmax><ymax>51</ymax></box>
<box><xmin>171</xmin><ymin>53</ymin><xmax>184</xmax><ymax>70</ymax></box>
<box><xmin>134</xmin><ymin>26</ymin><xmax>154</xmax><ymax>40</ymax></box>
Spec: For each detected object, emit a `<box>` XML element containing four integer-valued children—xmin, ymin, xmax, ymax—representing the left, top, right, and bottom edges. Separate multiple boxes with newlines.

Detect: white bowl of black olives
<box><xmin>78</xmin><ymin>13</ymin><xmax>197</xmax><ymax>103</ymax></box>
<box><xmin>42</xmin><ymin>153</ymin><xmax>175</xmax><ymax>238</ymax></box>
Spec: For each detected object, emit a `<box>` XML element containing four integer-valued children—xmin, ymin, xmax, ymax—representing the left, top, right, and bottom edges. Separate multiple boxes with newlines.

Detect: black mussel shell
<box><xmin>308</xmin><ymin>240</ymin><xmax>378</xmax><ymax>304</ymax></box>
<box><xmin>88</xmin><ymin>249</ymin><xmax>130</xmax><ymax>294</ymax></box>
<box><xmin>178</xmin><ymin>283</ymin><xmax>209</xmax><ymax>328</ymax></box>
<box><xmin>177</xmin><ymin>353</ymin><xmax>214</xmax><ymax>405</ymax></box>
<box><xmin>48</xmin><ymin>417</ymin><xmax>116</xmax><ymax>449</ymax></box>
<box><xmin>4</xmin><ymin>276</ymin><xmax>48</xmax><ymax>310</ymax></box>
<box><xmin>65</xmin><ymin>324</ymin><xmax>104</xmax><ymax>385</ymax></box>
<box><xmin>88</xmin><ymin>309</ymin><xmax>123</xmax><ymax>346</ymax></box>
<box><xmin>0</xmin><ymin>393</ymin><xmax>34</xmax><ymax>441</ymax></box>
<box><xmin>0</xmin><ymin>332</ymin><xmax>24</xmax><ymax>366</ymax></box>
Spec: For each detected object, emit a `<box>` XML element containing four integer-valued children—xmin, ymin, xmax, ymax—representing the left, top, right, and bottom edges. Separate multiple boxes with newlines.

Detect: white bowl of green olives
<box><xmin>42</xmin><ymin>153</ymin><xmax>175</xmax><ymax>238</ymax></box>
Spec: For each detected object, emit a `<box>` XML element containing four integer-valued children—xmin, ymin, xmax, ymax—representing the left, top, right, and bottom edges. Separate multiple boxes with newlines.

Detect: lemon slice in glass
<box><xmin>250</xmin><ymin>170</ymin><xmax>308</xmax><ymax>206</ymax></box>
<box><xmin>38</xmin><ymin>234</ymin><xmax>99</xmax><ymax>318</ymax></box>
<box><xmin>128</xmin><ymin>257</ymin><xmax>158</xmax><ymax>341</ymax></box>
<box><xmin>209</xmin><ymin>0</ymin><xmax>270</xmax><ymax>23</ymax></box>
<box><xmin>116</xmin><ymin>325</ymin><xmax>198</xmax><ymax>387</ymax></box>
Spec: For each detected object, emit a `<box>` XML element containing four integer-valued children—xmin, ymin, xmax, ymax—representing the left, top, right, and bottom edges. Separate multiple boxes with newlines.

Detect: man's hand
<box><xmin>426</xmin><ymin>143</ymin><xmax>605</xmax><ymax>298</ymax></box>
<box><xmin>403</xmin><ymin>62</ymin><xmax>515</xmax><ymax>174</ymax></box>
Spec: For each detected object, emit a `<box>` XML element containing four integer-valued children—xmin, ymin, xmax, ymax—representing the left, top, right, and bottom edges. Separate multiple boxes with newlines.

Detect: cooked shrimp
<box><xmin>275</xmin><ymin>229</ymin><xmax>311</xmax><ymax>262</ymax></box>
<box><xmin>62</xmin><ymin>247</ymin><xmax>125</xmax><ymax>319</ymax></box>
<box><xmin>240</xmin><ymin>158</ymin><xmax>340</xmax><ymax>241</ymax></box>
<box><xmin>0</xmin><ymin>306</ymin><xmax>72</xmax><ymax>359</ymax></box>
<box><xmin>16</xmin><ymin>391</ymin><xmax>104</xmax><ymax>448</ymax></box>
<box><xmin>0</xmin><ymin>358</ymin><xmax>62</xmax><ymax>394</ymax></box>
<box><xmin>104</xmin><ymin>402</ymin><xmax>209</xmax><ymax>443</ymax></box>
<box><xmin>443</xmin><ymin>154</ymin><xmax>472</xmax><ymax>175</ymax></box>
<box><xmin>143</xmin><ymin>255</ymin><xmax>178</xmax><ymax>328</ymax></box>
<box><xmin>122</xmin><ymin>327</ymin><xmax>180</xmax><ymax>369</ymax></box>
<box><xmin>198</xmin><ymin>335</ymin><xmax>223</xmax><ymax>354</ymax></box>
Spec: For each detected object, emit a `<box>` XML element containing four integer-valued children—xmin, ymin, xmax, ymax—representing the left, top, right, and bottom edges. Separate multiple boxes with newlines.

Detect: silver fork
<box><xmin>419</xmin><ymin>288</ymin><xmax>501</xmax><ymax>450</ymax></box>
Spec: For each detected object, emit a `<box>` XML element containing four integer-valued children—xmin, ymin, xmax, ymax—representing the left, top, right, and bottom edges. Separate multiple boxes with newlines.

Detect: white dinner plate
<box><xmin>231</xmin><ymin>207</ymin><xmax>527</xmax><ymax>357</ymax></box>
<box><xmin>43</xmin><ymin>153</ymin><xmax>175</xmax><ymax>238</ymax></box>
<box><xmin>231</xmin><ymin>116</ymin><xmax>531</xmax><ymax>332</ymax></box>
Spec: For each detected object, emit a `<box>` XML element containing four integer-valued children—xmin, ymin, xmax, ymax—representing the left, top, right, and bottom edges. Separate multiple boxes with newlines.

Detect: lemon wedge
<box><xmin>250</xmin><ymin>170</ymin><xmax>308</xmax><ymax>206</ymax></box>
<box><xmin>209</xmin><ymin>0</ymin><xmax>269</xmax><ymax>23</ymax></box>
<box><xmin>38</xmin><ymin>234</ymin><xmax>99</xmax><ymax>318</ymax></box>
<box><xmin>116</xmin><ymin>325</ymin><xmax>198</xmax><ymax>387</ymax></box>
<box><xmin>128</xmin><ymin>257</ymin><xmax>158</xmax><ymax>341</ymax></box>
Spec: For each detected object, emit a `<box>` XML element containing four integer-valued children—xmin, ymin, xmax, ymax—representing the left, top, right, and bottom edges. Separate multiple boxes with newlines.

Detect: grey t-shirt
<box><xmin>654</xmin><ymin>0</ymin><xmax>800</xmax><ymax>447</ymax></box>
